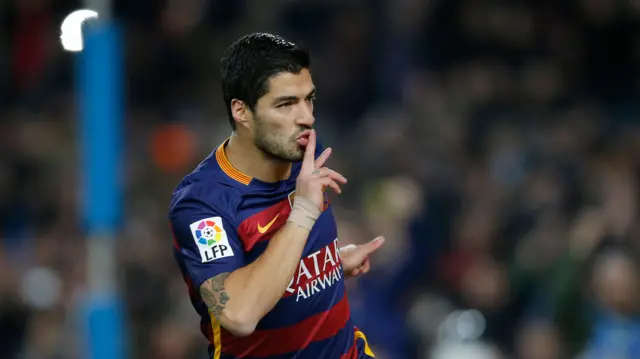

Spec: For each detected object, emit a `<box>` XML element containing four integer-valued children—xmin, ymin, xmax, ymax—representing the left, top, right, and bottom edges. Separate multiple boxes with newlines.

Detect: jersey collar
<box><xmin>215</xmin><ymin>139</ymin><xmax>252</xmax><ymax>185</ymax></box>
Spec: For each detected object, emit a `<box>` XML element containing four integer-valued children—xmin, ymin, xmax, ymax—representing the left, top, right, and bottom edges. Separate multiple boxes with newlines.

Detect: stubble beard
<box><xmin>253</xmin><ymin>116</ymin><xmax>305</xmax><ymax>163</ymax></box>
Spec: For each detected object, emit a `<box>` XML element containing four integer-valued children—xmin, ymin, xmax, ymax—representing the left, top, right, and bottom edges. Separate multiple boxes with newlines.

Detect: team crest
<box><xmin>322</xmin><ymin>190</ymin><xmax>330</xmax><ymax>211</ymax></box>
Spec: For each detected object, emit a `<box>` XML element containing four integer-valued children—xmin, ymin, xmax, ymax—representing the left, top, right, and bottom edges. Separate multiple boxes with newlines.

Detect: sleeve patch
<box><xmin>189</xmin><ymin>217</ymin><xmax>235</xmax><ymax>263</ymax></box>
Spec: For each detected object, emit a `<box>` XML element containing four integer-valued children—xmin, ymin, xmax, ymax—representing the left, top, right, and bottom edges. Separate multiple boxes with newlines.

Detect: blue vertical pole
<box><xmin>78</xmin><ymin>21</ymin><xmax>125</xmax><ymax>359</ymax></box>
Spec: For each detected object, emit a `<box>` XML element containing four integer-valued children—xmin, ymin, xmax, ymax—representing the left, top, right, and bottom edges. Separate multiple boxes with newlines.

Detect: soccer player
<box><xmin>169</xmin><ymin>32</ymin><xmax>385</xmax><ymax>359</ymax></box>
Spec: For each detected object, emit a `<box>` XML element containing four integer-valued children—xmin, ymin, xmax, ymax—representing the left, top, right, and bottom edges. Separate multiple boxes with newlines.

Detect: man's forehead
<box><xmin>265</xmin><ymin>69</ymin><xmax>314</xmax><ymax>97</ymax></box>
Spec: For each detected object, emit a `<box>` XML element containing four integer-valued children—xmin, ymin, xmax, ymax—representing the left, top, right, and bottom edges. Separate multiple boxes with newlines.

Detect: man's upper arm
<box><xmin>170</xmin><ymin>195</ymin><xmax>247</xmax><ymax>290</ymax></box>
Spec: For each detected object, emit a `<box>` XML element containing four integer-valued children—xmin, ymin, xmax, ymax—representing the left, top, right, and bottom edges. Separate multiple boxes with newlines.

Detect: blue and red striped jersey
<box><xmin>169</xmin><ymin>139</ymin><xmax>374</xmax><ymax>359</ymax></box>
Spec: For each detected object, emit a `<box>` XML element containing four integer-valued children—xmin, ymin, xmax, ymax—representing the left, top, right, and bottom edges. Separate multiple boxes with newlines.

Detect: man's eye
<box><xmin>278</xmin><ymin>102</ymin><xmax>293</xmax><ymax>108</ymax></box>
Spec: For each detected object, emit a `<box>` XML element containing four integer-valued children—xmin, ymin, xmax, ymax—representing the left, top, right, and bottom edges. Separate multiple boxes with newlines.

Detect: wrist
<box><xmin>287</xmin><ymin>197</ymin><xmax>321</xmax><ymax>230</ymax></box>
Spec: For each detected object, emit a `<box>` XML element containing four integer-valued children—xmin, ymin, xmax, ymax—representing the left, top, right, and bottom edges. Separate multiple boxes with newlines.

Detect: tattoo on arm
<box><xmin>200</xmin><ymin>272</ymin><xmax>231</xmax><ymax>317</ymax></box>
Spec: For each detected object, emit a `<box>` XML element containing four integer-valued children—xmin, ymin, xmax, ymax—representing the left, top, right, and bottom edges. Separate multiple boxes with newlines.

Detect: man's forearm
<box><xmin>200</xmin><ymin>222</ymin><xmax>310</xmax><ymax>335</ymax></box>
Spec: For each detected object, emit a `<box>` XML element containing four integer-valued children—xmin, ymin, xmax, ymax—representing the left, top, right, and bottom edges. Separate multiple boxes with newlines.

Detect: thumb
<box><xmin>359</xmin><ymin>236</ymin><xmax>385</xmax><ymax>255</ymax></box>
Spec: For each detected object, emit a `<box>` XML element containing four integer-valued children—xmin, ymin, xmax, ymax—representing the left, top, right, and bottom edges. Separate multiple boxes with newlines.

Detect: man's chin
<box><xmin>263</xmin><ymin>149</ymin><xmax>303</xmax><ymax>163</ymax></box>
<box><xmin>289</xmin><ymin>148</ymin><xmax>305</xmax><ymax>162</ymax></box>
<box><xmin>281</xmin><ymin>152</ymin><xmax>304</xmax><ymax>162</ymax></box>
<box><xmin>278</xmin><ymin>144</ymin><xmax>305</xmax><ymax>162</ymax></box>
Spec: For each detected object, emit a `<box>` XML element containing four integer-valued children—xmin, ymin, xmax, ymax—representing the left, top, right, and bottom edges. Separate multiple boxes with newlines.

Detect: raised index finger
<box><xmin>301</xmin><ymin>129</ymin><xmax>317</xmax><ymax>171</ymax></box>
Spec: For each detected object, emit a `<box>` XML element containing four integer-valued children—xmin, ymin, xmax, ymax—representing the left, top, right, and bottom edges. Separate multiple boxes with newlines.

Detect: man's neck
<box><xmin>224</xmin><ymin>133</ymin><xmax>291</xmax><ymax>183</ymax></box>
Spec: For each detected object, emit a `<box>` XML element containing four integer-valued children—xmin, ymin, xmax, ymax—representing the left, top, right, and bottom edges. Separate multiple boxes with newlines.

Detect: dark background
<box><xmin>1</xmin><ymin>0</ymin><xmax>640</xmax><ymax>358</ymax></box>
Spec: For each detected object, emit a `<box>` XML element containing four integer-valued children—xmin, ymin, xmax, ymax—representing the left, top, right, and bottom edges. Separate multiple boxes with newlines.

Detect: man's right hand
<box><xmin>295</xmin><ymin>130</ymin><xmax>347</xmax><ymax>210</ymax></box>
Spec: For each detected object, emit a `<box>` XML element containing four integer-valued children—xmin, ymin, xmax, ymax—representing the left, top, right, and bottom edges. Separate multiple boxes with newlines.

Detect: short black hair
<box><xmin>220</xmin><ymin>33</ymin><xmax>311</xmax><ymax>129</ymax></box>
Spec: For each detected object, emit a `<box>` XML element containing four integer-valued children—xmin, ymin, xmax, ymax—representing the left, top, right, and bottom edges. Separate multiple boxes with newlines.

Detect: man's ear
<box><xmin>231</xmin><ymin>99</ymin><xmax>251</xmax><ymax>130</ymax></box>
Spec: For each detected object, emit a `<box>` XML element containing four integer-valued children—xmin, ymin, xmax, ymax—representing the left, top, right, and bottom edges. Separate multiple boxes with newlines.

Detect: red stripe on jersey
<box><xmin>201</xmin><ymin>320</ymin><xmax>214</xmax><ymax>345</ymax></box>
<box><xmin>237</xmin><ymin>199</ymin><xmax>291</xmax><ymax>251</ymax></box>
<box><xmin>282</xmin><ymin>239</ymin><xmax>342</xmax><ymax>299</ymax></box>
<box><xmin>169</xmin><ymin>222</ymin><xmax>180</xmax><ymax>250</ymax></box>
<box><xmin>237</xmin><ymin>191</ymin><xmax>330</xmax><ymax>252</ymax></box>
<box><xmin>220</xmin><ymin>294</ymin><xmax>350</xmax><ymax>357</ymax></box>
<box><xmin>339</xmin><ymin>341</ymin><xmax>358</xmax><ymax>359</ymax></box>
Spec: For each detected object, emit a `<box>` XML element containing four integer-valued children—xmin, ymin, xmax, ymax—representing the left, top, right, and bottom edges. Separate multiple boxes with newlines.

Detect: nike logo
<box><xmin>257</xmin><ymin>214</ymin><xmax>280</xmax><ymax>234</ymax></box>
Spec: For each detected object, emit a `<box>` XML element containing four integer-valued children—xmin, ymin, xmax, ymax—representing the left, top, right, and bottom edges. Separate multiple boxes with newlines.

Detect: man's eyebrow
<box><xmin>272</xmin><ymin>89</ymin><xmax>316</xmax><ymax>104</ymax></box>
<box><xmin>272</xmin><ymin>96</ymin><xmax>299</xmax><ymax>104</ymax></box>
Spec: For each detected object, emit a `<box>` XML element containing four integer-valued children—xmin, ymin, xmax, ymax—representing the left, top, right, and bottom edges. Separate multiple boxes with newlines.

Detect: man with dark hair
<box><xmin>169</xmin><ymin>32</ymin><xmax>384</xmax><ymax>359</ymax></box>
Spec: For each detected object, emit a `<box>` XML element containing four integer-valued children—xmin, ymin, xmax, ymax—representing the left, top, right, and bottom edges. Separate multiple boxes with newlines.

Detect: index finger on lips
<box><xmin>301</xmin><ymin>129</ymin><xmax>317</xmax><ymax>171</ymax></box>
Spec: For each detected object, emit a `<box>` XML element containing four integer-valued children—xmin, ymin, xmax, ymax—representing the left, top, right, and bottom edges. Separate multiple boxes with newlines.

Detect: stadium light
<box><xmin>60</xmin><ymin>9</ymin><xmax>99</xmax><ymax>52</ymax></box>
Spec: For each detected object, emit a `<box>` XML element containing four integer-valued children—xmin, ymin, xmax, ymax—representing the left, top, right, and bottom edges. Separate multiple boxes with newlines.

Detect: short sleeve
<box><xmin>170</xmin><ymin>195</ymin><xmax>247</xmax><ymax>289</ymax></box>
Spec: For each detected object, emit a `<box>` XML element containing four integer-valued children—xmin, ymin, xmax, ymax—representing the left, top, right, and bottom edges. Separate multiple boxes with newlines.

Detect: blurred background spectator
<box><xmin>1</xmin><ymin>0</ymin><xmax>640</xmax><ymax>358</ymax></box>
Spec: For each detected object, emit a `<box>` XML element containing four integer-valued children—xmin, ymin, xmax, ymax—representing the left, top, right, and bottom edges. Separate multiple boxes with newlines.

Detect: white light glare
<box><xmin>60</xmin><ymin>9</ymin><xmax>99</xmax><ymax>52</ymax></box>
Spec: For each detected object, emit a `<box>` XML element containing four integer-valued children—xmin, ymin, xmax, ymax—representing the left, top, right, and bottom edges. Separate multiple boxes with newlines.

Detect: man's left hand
<box><xmin>340</xmin><ymin>236</ymin><xmax>385</xmax><ymax>277</ymax></box>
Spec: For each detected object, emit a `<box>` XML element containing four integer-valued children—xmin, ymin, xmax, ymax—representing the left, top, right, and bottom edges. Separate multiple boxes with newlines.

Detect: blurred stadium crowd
<box><xmin>1</xmin><ymin>0</ymin><xmax>640</xmax><ymax>358</ymax></box>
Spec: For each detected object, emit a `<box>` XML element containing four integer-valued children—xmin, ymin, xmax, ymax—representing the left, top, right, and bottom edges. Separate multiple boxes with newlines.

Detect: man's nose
<box><xmin>295</xmin><ymin>102</ymin><xmax>315</xmax><ymax>127</ymax></box>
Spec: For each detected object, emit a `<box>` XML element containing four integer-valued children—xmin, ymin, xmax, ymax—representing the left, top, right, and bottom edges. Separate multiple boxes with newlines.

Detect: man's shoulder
<box><xmin>169</xmin><ymin>174</ymin><xmax>243</xmax><ymax>219</ymax></box>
